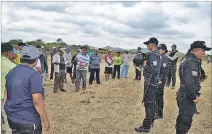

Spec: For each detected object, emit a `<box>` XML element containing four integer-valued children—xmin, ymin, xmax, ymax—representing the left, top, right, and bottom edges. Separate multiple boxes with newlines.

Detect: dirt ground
<box><xmin>43</xmin><ymin>61</ymin><xmax>212</xmax><ymax>134</ymax></box>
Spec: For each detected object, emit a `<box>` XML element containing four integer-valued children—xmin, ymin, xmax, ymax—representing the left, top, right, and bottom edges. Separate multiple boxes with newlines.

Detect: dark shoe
<box><xmin>171</xmin><ymin>86</ymin><xmax>175</xmax><ymax>89</ymax></box>
<box><xmin>195</xmin><ymin>111</ymin><xmax>200</xmax><ymax>115</ymax></box>
<box><xmin>97</xmin><ymin>82</ymin><xmax>101</xmax><ymax>84</ymax></box>
<box><xmin>60</xmin><ymin>89</ymin><xmax>67</xmax><ymax>92</ymax></box>
<box><xmin>135</xmin><ymin>126</ymin><xmax>150</xmax><ymax>133</ymax></box>
<box><xmin>82</xmin><ymin>87</ymin><xmax>86</xmax><ymax>91</ymax></box>
<box><xmin>154</xmin><ymin>114</ymin><xmax>163</xmax><ymax>120</ymax></box>
<box><xmin>53</xmin><ymin>90</ymin><xmax>57</xmax><ymax>93</ymax></box>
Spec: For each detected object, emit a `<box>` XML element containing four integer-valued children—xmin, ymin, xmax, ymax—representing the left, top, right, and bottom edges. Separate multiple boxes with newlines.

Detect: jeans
<box><xmin>75</xmin><ymin>69</ymin><xmax>87</xmax><ymax>90</ymax></box>
<box><xmin>8</xmin><ymin>119</ymin><xmax>42</xmax><ymax>134</ymax></box>
<box><xmin>112</xmin><ymin>65</ymin><xmax>121</xmax><ymax>79</ymax></box>
<box><xmin>120</xmin><ymin>65</ymin><xmax>129</xmax><ymax>78</ymax></box>
<box><xmin>89</xmin><ymin>68</ymin><xmax>100</xmax><ymax>84</ymax></box>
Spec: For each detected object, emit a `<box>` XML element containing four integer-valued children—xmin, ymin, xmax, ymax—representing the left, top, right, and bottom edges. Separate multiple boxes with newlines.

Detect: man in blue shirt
<box><xmin>4</xmin><ymin>45</ymin><xmax>50</xmax><ymax>134</ymax></box>
<box><xmin>89</xmin><ymin>49</ymin><xmax>101</xmax><ymax>84</ymax></box>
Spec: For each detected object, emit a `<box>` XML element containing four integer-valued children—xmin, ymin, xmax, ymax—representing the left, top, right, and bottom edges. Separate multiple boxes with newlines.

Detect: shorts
<box><xmin>66</xmin><ymin>67</ymin><xmax>72</xmax><ymax>73</ymax></box>
<box><xmin>104</xmin><ymin>67</ymin><xmax>112</xmax><ymax>74</ymax></box>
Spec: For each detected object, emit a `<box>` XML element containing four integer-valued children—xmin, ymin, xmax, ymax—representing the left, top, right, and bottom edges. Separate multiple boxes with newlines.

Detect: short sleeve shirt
<box><xmin>104</xmin><ymin>54</ymin><xmax>113</xmax><ymax>67</ymax></box>
<box><xmin>114</xmin><ymin>56</ymin><xmax>123</xmax><ymax>65</ymax></box>
<box><xmin>1</xmin><ymin>57</ymin><xmax>16</xmax><ymax>99</ymax></box>
<box><xmin>4</xmin><ymin>64</ymin><xmax>43</xmax><ymax>124</ymax></box>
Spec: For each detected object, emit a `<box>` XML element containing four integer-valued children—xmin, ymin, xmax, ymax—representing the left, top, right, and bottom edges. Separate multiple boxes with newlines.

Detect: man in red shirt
<box><xmin>104</xmin><ymin>50</ymin><xmax>114</xmax><ymax>81</ymax></box>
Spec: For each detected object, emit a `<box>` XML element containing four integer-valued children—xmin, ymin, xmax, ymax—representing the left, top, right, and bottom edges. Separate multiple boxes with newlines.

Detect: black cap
<box><xmin>2</xmin><ymin>43</ymin><xmax>14</xmax><ymax>53</ymax></box>
<box><xmin>17</xmin><ymin>42</ymin><xmax>26</xmax><ymax>46</ymax></box>
<box><xmin>190</xmin><ymin>41</ymin><xmax>211</xmax><ymax>51</ymax></box>
<box><xmin>171</xmin><ymin>44</ymin><xmax>177</xmax><ymax>47</ymax></box>
<box><xmin>144</xmin><ymin>37</ymin><xmax>159</xmax><ymax>45</ymax></box>
<box><xmin>158</xmin><ymin>44</ymin><xmax>168</xmax><ymax>53</ymax></box>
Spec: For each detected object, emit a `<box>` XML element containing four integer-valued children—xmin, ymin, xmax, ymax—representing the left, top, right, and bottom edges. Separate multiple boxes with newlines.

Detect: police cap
<box><xmin>143</xmin><ymin>37</ymin><xmax>159</xmax><ymax>46</ymax></box>
<box><xmin>190</xmin><ymin>41</ymin><xmax>211</xmax><ymax>51</ymax></box>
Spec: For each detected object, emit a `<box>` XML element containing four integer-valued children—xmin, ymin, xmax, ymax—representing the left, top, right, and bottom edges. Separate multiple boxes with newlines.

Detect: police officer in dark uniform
<box><xmin>176</xmin><ymin>41</ymin><xmax>211</xmax><ymax>134</ymax></box>
<box><xmin>135</xmin><ymin>37</ymin><xmax>162</xmax><ymax>133</ymax></box>
<box><xmin>181</xmin><ymin>49</ymin><xmax>208</xmax><ymax>115</ymax></box>
<box><xmin>166</xmin><ymin>44</ymin><xmax>180</xmax><ymax>89</ymax></box>
<box><xmin>154</xmin><ymin>44</ymin><xmax>169</xmax><ymax>120</ymax></box>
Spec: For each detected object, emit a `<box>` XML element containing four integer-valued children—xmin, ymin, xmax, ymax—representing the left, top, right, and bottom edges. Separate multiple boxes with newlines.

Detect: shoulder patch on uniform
<box><xmin>163</xmin><ymin>63</ymin><xmax>167</xmax><ymax>67</ymax></box>
<box><xmin>192</xmin><ymin>70</ymin><xmax>198</xmax><ymax>76</ymax></box>
<box><xmin>181</xmin><ymin>58</ymin><xmax>186</xmax><ymax>63</ymax></box>
<box><xmin>153</xmin><ymin>61</ymin><xmax>157</xmax><ymax>66</ymax></box>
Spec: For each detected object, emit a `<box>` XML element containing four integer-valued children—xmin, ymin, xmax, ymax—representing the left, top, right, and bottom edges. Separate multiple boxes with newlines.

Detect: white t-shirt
<box><xmin>122</xmin><ymin>53</ymin><xmax>131</xmax><ymax>66</ymax></box>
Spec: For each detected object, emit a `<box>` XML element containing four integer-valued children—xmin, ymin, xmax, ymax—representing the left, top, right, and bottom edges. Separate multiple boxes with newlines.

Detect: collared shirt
<box><xmin>76</xmin><ymin>53</ymin><xmax>90</xmax><ymax>70</ymax></box>
<box><xmin>1</xmin><ymin>57</ymin><xmax>16</xmax><ymax>99</ymax></box>
<box><xmin>90</xmin><ymin>54</ymin><xmax>101</xmax><ymax>69</ymax></box>
<box><xmin>52</xmin><ymin>53</ymin><xmax>67</xmax><ymax>73</ymax></box>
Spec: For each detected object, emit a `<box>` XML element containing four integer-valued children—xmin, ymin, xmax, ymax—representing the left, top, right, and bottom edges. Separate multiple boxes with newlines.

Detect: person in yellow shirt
<box><xmin>112</xmin><ymin>51</ymin><xmax>123</xmax><ymax>79</ymax></box>
<box><xmin>1</xmin><ymin>43</ymin><xmax>17</xmax><ymax>134</ymax></box>
<box><xmin>15</xmin><ymin>42</ymin><xmax>26</xmax><ymax>65</ymax></box>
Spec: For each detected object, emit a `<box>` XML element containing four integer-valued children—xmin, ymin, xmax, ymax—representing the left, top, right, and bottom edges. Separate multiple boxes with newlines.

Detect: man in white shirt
<box><xmin>52</xmin><ymin>48</ymin><xmax>67</xmax><ymax>93</ymax></box>
<box><xmin>64</xmin><ymin>47</ymin><xmax>74</xmax><ymax>85</ymax></box>
<box><xmin>120</xmin><ymin>50</ymin><xmax>131</xmax><ymax>78</ymax></box>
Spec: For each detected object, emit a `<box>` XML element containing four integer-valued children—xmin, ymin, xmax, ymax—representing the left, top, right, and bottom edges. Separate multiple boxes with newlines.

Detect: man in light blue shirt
<box><xmin>89</xmin><ymin>49</ymin><xmax>101</xmax><ymax>84</ymax></box>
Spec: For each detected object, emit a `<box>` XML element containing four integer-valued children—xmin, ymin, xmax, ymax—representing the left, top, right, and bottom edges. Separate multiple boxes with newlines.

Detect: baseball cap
<box><xmin>144</xmin><ymin>37</ymin><xmax>159</xmax><ymax>45</ymax></box>
<box><xmin>21</xmin><ymin>45</ymin><xmax>40</xmax><ymax>60</ymax></box>
<box><xmin>158</xmin><ymin>44</ymin><xmax>168</xmax><ymax>53</ymax></box>
<box><xmin>53</xmin><ymin>46</ymin><xmax>56</xmax><ymax>49</ymax></box>
<box><xmin>190</xmin><ymin>41</ymin><xmax>211</xmax><ymax>51</ymax></box>
<box><xmin>171</xmin><ymin>44</ymin><xmax>177</xmax><ymax>47</ymax></box>
<box><xmin>77</xmin><ymin>49</ymin><xmax>81</xmax><ymax>52</ymax></box>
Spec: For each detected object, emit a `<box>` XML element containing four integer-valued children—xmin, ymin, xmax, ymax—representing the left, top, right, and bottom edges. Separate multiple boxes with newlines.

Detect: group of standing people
<box><xmin>134</xmin><ymin>37</ymin><xmax>211</xmax><ymax>134</ymax></box>
<box><xmin>50</xmin><ymin>46</ymin><xmax>133</xmax><ymax>93</ymax></box>
<box><xmin>1</xmin><ymin>39</ymin><xmax>211</xmax><ymax>134</ymax></box>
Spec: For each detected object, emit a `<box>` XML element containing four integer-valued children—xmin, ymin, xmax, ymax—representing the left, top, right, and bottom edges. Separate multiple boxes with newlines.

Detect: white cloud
<box><xmin>1</xmin><ymin>1</ymin><xmax>211</xmax><ymax>53</ymax></box>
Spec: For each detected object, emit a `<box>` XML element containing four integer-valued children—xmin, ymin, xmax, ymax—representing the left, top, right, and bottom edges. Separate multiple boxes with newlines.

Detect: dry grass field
<box><xmin>43</xmin><ymin>60</ymin><xmax>211</xmax><ymax>134</ymax></box>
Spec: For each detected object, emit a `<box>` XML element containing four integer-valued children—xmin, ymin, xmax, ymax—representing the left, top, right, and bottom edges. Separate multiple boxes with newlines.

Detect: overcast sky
<box><xmin>1</xmin><ymin>2</ymin><xmax>212</xmax><ymax>53</ymax></box>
